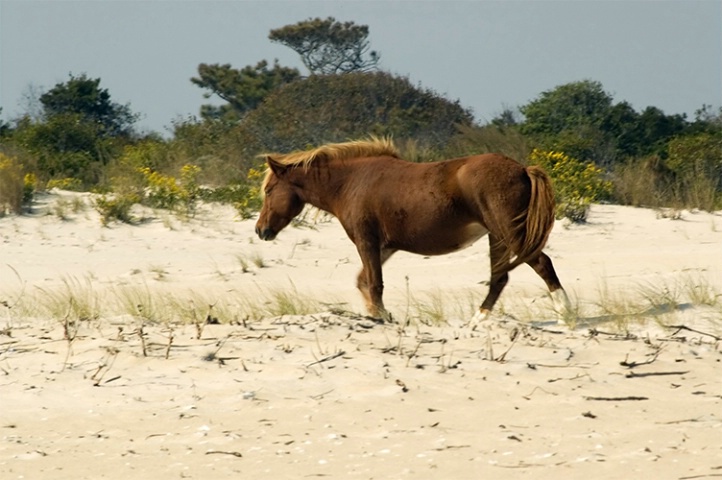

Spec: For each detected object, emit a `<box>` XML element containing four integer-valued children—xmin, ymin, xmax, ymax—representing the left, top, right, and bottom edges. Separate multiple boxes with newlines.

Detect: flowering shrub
<box><xmin>529</xmin><ymin>149</ymin><xmax>612</xmax><ymax>222</ymax></box>
<box><xmin>138</xmin><ymin>167</ymin><xmax>182</xmax><ymax>209</ymax></box>
<box><xmin>138</xmin><ymin>163</ymin><xmax>202</xmax><ymax>215</ymax></box>
<box><xmin>0</xmin><ymin>153</ymin><xmax>24</xmax><ymax>215</ymax></box>
<box><xmin>94</xmin><ymin>158</ymin><xmax>264</xmax><ymax>222</ymax></box>
<box><xmin>46</xmin><ymin>177</ymin><xmax>83</xmax><ymax>191</ymax></box>
<box><xmin>23</xmin><ymin>173</ymin><xmax>36</xmax><ymax>205</ymax></box>
<box><xmin>95</xmin><ymin>192</ymin><xmax>142</xmax><ymax>226</ymax></box>
<box><xmin>234</xmin><ymin>167</ymin><xmax>264</xmax><ymax>219</ymax></box>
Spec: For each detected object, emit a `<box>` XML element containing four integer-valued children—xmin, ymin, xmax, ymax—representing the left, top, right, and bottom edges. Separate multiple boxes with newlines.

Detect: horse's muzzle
<box><xmin>255</xmin><ymin>226</ymin><xmax>276</xmax><ymax>241</ymax></box>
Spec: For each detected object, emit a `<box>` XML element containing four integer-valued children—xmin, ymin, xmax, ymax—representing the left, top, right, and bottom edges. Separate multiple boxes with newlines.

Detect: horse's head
<box><xmin>255</xmin><ymin>156</ymin><xmax>305</xmax><ymax>241</ymax></box>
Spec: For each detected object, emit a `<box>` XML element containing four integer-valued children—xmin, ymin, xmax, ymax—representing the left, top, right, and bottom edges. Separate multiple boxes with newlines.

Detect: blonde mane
<box><xmin>269</xmin><ymin>136</ymin><xmax>399</xmax><ymax>167</ymax></box>
<box><xmin>261</xmin><ymin>137</ymin><xmax>400</xmax><ymax>191</ymax></box>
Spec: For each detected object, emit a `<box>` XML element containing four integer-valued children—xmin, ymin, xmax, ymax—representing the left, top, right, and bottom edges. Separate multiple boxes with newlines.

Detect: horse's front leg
<box><xmin>355</xmin><ymin>243</ymin><xmax>395</xmax><ymax>321</ymax></box>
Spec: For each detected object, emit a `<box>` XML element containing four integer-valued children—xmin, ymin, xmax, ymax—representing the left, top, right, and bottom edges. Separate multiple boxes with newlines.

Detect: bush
<box><xmin>612</xmin><ymin>134</ymin><xmax>722</xmax><ymax>211</ymax></box>
<box><xmin>23</xmin><ymin>173</ymin><xmax>36</xmax><ymax>205</ymax></box>
<box><xmin>46</xmin><ymin>177</ymin><xmax>84</xmax><ymax>191</ymax></box>
<box><xmin>138</xmin><ymin>163</ymin><xmax>202</xmax><ymax>216</ymax></box>
<box><xmin>445</xmin><ymin>124</ymin><xmax>531</xmax><ymax>162</ymax></box>
<box><xmin>95</xmin><ymin>192</ymin><xmax>142</xmax><ymax>226</ymax></box>
<box><xmin>665</xmin><ymin>133</ymin><xmax>722</xmax><ymax>211</ymax></box>
<box><xmin>529</xmin><ymin>149</ymin><xmax>612</xmax><ymax>222</ymax></box>
<box><xmin>239</xmin><ymin>71</ymin><xmax>474</xmax><ymax>154</ymax></box>
<box><xmin>612</xmin><ymin>157</ymin><xmax>665</xmax><ymax>208</ymax></box>
<box><xmin>0</xmin><ymin>153</ymin><xmax>24</xmax><ymax>215</ymax></box>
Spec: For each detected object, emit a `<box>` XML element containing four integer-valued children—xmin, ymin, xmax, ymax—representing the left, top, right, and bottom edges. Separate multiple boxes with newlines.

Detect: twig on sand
<box><xmin>306</xmin><ymin>350</ymin><xmax>345</xmax><ymax>367</ymax></box>
<box><xmin>678</xmin><ymin>474</ymin><xmax>722</xmax><ymax>480</ymax></box>
<box><xmin>620</xmin><ymin>350</ymin><xmax>662</xmax><ymax>368</ymax></box>
<box><xmin>494</xmin><ymin>327</ymin><xmax>520</xmax><ymax>362</ymax></box>
<box><xmin>584</xmin><ymin>395</ymin><xmax>648</xmax><ymax>401</ymax></box>
<box><xmin>405</xmin><ymin>339</ymin><xmax>423</xmax><ymax>367</ymax></box>
<box><xmin>136</xmin><ymin>326</ymin><xmax>147</xmax><ymax>357</ymax></box>
<box><xmin>165</xmin><ymin>327</ymin><xmax>174</xmax><ymax>359</ymax></box>
<box><xmin>625</xmin><ymin>370</ymin><xmax>689</xmax><ymax>378</ymax></box>
<box><xmin>205</xmin><ymin>450</ymin><xmax>243</xmax><ymax>458</ymax></box>
<box><xmin>522</xmin><ymin>386</ymin><xmax>558</xmax><ymax>400</ymax></box>
<box><xmin>587</xmin><ymin>329</ymin><xmax>638</xmax><ymax>340</ymax></box>
<box><xmin>666</xmin><ymin>324</ymin><xmax>722</xmax><ymax>342</ymax></box>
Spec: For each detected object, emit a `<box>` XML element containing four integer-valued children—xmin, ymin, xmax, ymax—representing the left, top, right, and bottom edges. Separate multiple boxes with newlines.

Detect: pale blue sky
<box><xmin>1</xmin><ymin>0</ymin><xmax>720</xmax><ymax>135</ymax></box>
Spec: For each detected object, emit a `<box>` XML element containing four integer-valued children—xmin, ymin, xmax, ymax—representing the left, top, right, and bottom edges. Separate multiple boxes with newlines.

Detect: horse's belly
<box><xmin>395</xmin><ymin>222</ymin><xmax>488</xmax><ymax>256</ymax></box>
<box><xmin>457</xmin><ymin>223</ymin><xmax>488</xmax><ymax>249</ymax></box>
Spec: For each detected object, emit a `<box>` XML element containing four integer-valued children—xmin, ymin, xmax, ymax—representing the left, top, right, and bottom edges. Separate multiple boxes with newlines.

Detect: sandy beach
<box><xmin>1</xmin><ymin>191</ymin><xmax>721</xmax><ymax>479</ymax></box>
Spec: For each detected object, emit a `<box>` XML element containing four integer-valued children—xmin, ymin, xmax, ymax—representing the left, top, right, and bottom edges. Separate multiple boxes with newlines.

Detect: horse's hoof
<box><xmin>550</xmin><ymin>289</ymin><xmax>574</xmax><ymax>326</ymax></box>
<box><xmin>469</xmin><ymin>308</ymin><xmax>490</xmax><ymax>330</ymax></box>
<box><xmin>368</xmin><ymin>309</ymin><xmax>393</xmax><ymax>324</ymax></box>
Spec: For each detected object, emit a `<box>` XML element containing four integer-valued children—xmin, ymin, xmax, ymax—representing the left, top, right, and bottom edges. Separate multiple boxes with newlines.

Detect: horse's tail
<box><xmin>501</xmin><ymin>165</ymin><xmax>556</xmax><ymax>274</ymax></box>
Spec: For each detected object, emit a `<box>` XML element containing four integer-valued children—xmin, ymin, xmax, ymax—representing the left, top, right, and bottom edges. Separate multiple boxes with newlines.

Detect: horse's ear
<box><xmin>266</xmin><ymin>155</ymin><xmax>288</xmax><ymax>177</ymax></box>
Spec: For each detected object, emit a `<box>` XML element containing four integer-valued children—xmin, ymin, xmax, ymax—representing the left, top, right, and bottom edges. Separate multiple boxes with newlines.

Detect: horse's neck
<box><xmin>293</xmin><ymin>161</ymin><xmax>349</xmax><ymax>215</ymax></box>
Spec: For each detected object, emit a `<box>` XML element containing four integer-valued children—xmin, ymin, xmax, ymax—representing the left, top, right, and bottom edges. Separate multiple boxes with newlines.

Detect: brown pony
<box><xmin>256</xmin><ymin>137</ymin><xmax>571</xmax><ymax>324</ymax></box>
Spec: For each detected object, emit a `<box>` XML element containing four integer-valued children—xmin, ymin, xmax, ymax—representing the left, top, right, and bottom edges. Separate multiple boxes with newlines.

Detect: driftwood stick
<box><xmin>625</xmin><ymin>370</ymin><xmax>689</xmax><ymax>378</ymax></box>
<box><xmin>620</xmin><ymin>350</ymin><xmax>661</xmax><ymax>368</ymax></box>
<box><xmin>584</xmin><ymin>395</ymin><xmax>648</xmax><ymax>401</ymax></box>
<box><xmin>306</xmin><ymin>350</ymin><xmax>345</xmax><ymax>367</ymax></box>
<box><xmin>666</xmin><ymin>324</ymin><xmax>721</xmax><ymax>342</ymax></box>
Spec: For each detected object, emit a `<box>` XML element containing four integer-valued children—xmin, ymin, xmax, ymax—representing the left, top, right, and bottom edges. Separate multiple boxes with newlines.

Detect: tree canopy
<box><xmin>40</xmin><ymin>73</ymin><xmax>137</xmax><ymax>137</ymax></box>
<box><xmin>269</xmin><ymin>17</ymin><xmax>380</xmax><ymax>75</ymax></box>
<box><xmin>8</xmin><ymin>74</ymin><xmax>138</xmax><ymax>186</ymax></box>
<box><xmin>237</xmin><ymin>71</ymin><xmax>473</xmax><ymax>153</ymax></box>
<box><xmin>520</xmin><ymin>80</ymin><xmax>690</xmax><ymax>165</ymax></box>
<box><xmin>191</xmin><ymin>60</ymin><xmax>301</xmax><ymax>123</ymax></box>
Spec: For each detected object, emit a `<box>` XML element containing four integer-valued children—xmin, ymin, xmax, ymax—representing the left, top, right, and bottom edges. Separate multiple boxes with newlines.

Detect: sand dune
<box><xmin>1</xmin><ymin>191</ymin><xmax>721</xmax><ymax>479</ymax></box>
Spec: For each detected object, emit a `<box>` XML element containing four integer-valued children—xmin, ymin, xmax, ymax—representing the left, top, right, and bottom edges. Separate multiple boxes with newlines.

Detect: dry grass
<box><xmin>2</xmin><ymin>278</ymin><xmax>325</xmax><ymax>327</ymax></box>
<box><xmin>2</xmin><ymin>273</ymin><xmax>719</xmax><ymax>335</ymax></box>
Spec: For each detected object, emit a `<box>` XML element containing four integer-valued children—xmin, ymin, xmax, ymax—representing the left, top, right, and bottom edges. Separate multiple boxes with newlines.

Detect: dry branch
<box><xmin>666</xmin><ymin>324</ymin><xmax>722</xmax><ymax>342</ymax></box>
<box><xmin>306</xmin><ymin>350</ymin><xmax>345</xmax><ymax>367</ymax></box>
<box><xmin>584</xmin><ymin>395</ymin><xmax>648</xmax><ymax>401</ymax></box>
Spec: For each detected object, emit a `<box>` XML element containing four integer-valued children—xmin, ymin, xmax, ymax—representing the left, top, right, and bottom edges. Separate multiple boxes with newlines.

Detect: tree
<box><xmin>0</xmin><ymin>108</ymin><xmax>11</xmax><ymax>137</ymax></box>
<box><xmin>40</xmin><ymin>73</ymin><xmax>137</xmax><ymax>137</ymax></box>
<box><xmin>9</xmin><ymin>74</ymin><xmax>138</xmax><ymax>186</ymax></box>
<box><xmin>634</xmin><ymin>106</ymin><xmax>687</xmax><ymax>157</ymax></box>
<box><xmin>191</xmin><ymin>60</ymin><xmax>301</xmax><ymax>123</ymax></box>
<box><xmin>520</xmin><ymin>80</ymin><xmax>614</xmax><ymax>163</ymax></box>
<box><xmin>236</xmin><ymin>71</ymin><xmax>473</xmax><ymax>154</ymax></box>
<box><xmin>269</xmin><ymin>17</ymin><xmax>380</xmax><ymax>75</ymax></box>
<box><xmin>490</xmin><ymin>106</ymin><xmax>522</xmax><ymax>128</ymax></box>
<box><xmin>519</xmin><ymin>80</ymin><xmax>692</xmax><ymax>165</ymax></box>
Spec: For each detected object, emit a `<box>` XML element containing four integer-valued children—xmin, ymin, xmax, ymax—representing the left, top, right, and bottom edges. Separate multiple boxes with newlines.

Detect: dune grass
<box><xmin>1</xmin><ymin>272</ymin><xmax>719</xmax><ymax>336</ymax></box>
<box><xmin>1</xmin><ymin>278</ymin><xmax>326</xmax><ymax>330</ymax></box>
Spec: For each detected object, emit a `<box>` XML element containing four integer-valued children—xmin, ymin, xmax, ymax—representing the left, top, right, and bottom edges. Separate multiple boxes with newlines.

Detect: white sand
<box><xmin>1</xmin><ymin>191</ymin><xmax>721</xmax><ymax>479</ymax></box>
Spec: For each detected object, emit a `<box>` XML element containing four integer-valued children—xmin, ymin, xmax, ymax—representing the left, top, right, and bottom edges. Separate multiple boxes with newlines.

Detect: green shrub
<box><xmin>529</xmin><ymin>149</ymin><xmax>612</xmax><ymax>222</ymax></box>
<box><xmin>612</xmin><ymin>134</ymin><xmax>722</xmax><ymax>211</ymax></box>
<box><xmin>0</xmin><ymin>153</ymin><xmax>25</xmax><ymax>215</ymax></box>
<box><xmin>239</xmin><ymin>71</ymin><xmax>474</xmax><ymax>154</ymax></box>
<box><xmin>665</xmin><ymin>133</ymin><xmax>722</xmax><ymax>211</ymax></box>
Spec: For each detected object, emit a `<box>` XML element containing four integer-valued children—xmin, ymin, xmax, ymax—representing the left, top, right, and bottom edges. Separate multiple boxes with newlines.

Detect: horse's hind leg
<box><xmin>526</xmin><ymin>253</ymin><xmax>573</xmax><ymax>323</ymax></box>
<box><xmin>472</xmin><ymin>235</ymin><xmax>510</xmax><ymax>325</ymax></box>
<box><xmin>356</xmin><ymin>247</ymin><xmax>396</xmax><ymax>321</ymax></box>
